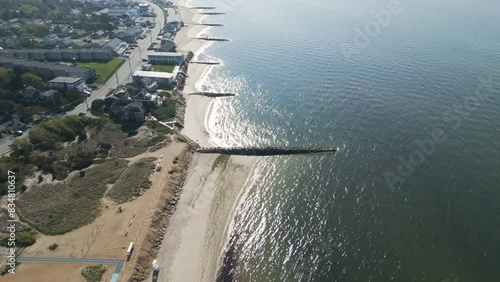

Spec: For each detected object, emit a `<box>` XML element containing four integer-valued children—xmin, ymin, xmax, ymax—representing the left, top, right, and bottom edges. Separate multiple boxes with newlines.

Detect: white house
<box><xmin>132</xmin><ymin>71</ymin><xmax>176</xmax><ymax>89</ymax></box>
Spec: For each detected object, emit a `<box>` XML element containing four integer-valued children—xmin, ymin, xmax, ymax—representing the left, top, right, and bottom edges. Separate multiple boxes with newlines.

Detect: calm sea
<box><xmin>192</xmin><ymin>0</ymin><xmax>500</xmax><ymax>280</ymax></box>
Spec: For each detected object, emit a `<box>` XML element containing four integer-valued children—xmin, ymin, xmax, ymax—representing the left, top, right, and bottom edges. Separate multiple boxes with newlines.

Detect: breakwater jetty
<box><xmin>195</xmin><ymin>147</ymin><xmax>338</xmax><ymax>156</ymax></box>
<box><xmin>195</xmin><ymin>37</ymin><xmax>230</xmax><ymax>41</ymax></box>
<box><xmin>199</xmin><ymin>12</ymin><xmax>226</xmax><ymax>15</ymax></box>
<box><xmin>189</xmin><ymin>92</ymin><xmax>235</xmax><ymax>97</ymax></box>
<box><xmin>189</xmin><ymin>6</ymin><xmax>217</xmax><ymax>9</ymax></box>
<box><xmin>196</xmin><ymin>23</ymin><xmax>225</xmax><ymax>26</ymax></box>
<box><xmin>189</xmin><ymin>61</ymin><xmax>221</xmax><ymax>65</ymax></box>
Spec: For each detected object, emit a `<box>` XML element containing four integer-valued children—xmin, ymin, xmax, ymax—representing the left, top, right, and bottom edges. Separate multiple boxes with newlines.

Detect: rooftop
<box><xmin>146</xmin><ymin>52</ymin><xmax>183</xmax><ymax>57</ymax></box>
<box><xmin>49</xmin><ymin>76</ymin><xmax>82</xmax><ymax>84</ymax></box>
<box><xmin>132</xmin><ymin>71</ymin><xmax>175</xmax><ymax>79</ymax></box>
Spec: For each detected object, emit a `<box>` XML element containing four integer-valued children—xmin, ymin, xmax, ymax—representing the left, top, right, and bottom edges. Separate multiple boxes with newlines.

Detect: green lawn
<box><xmin>152</xmin><ymin>64</ymin><xmax>175</xmax><ymax>73</ymax></box>
<box><xmin>77</xmin><ymin>58</ymin><xmax>125</xmax><ymax>83</ymax></box>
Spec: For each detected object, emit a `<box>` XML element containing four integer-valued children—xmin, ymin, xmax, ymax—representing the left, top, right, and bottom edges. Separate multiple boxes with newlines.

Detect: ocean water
<box><xmin>192</xmin><ymin>0</ymin><xmax>500</xmax><ymax>281</ymax></box>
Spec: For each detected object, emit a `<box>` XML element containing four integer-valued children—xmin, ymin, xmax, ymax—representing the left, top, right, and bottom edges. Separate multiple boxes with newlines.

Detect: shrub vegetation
<box><xmin>107</xmin><ymin>157</ymin><xmax>156</xmax><ymax>203</ymax></box>
<box><xmin>81</xmin><ymin>264</ymin><xmax>107</xmax><ymax>282</ymax></box>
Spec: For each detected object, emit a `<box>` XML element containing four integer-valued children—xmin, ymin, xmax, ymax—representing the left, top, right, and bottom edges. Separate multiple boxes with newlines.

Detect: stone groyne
<box><xmin>194</xmin><ymin>147</ymin><xmax>338</xmax><ymax>156</ymax></box>
<box><xmin>198</xmin><ymin>12</ymin><xmax>226</xmax><ymax>15</ymax></box>
<box><xmin>188</xmin><ymin>92</ymin><xmax>235</xmax><ymax>97</ymax></box>
<box><xmin>189</xmin><ymin>61</ymin><xmax>221</xmax><ymax>65</ymax></box>
<box><xmin>195</xmin><ymin>23</ymin><xmax>225</xmax><ymax>26</ymax></box>
<box><xmin>195</xmin><ymin>37</ymin><xmax>230</xmax><ymax>42</ymax></box>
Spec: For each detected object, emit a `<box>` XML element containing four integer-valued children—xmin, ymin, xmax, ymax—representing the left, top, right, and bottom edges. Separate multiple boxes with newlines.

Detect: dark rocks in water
<box><xmin>196</xmin><ymin>147</ymin><xmax>338</xmax><ymax>156</ymax></box>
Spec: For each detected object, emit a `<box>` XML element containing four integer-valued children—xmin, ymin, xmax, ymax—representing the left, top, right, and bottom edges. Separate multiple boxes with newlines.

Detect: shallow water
<box><xmin>193</xmin><ymin>0</ymin><xmax>500</xmax><ymax>280</ymax></box>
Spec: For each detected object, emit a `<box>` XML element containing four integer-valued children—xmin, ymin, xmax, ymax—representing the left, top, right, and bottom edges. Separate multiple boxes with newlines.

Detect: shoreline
<box><xmin>153</xmin><ymin>1</ymin><xmax>260</xmax><ymax>281</ymax></box>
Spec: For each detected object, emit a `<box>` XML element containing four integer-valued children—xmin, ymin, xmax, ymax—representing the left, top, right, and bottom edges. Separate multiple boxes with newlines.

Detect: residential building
<box><xmin>70</xmin><ymin>8</ymin><xmax>81</xmax><ymax>17</ymax></box>
<box><xmin>104</xmin><ymin>38</ymin><xmax>126</xmax><ymax>54</ymax></box>
<box><xmin>93</xmin><ymin>30</ymin><xmax>105</xmax><ymax>38</ymax></box>
<box><xmin>147</xmin><ymin>52</ymin><xmax>184</xmax><ymax>65</ymax></box>
<box><xmin>0</xmin><ymin>48</ymin><xmax>113</xmax><ymax>62</ymax></box>
<box><xmin>58</xmin><ymin>39</ymin><xmax>74</xmax><ymax>48</ymax></box>
<box><xmin>77</xmin><ymin>50</ymin><xmax>94</xmax><ymax>61</ymax></box>
<box><xmin>45</xmin><ymin>49</ymin><xmax>63</xmax><ymax>61</ymax></box>
<box><xmin>48</xmin><ymin>76</ymin><xmax>84</xmax><ymax>90</ymax></box>
<box><xmin>120</xmin><ymin>27</ymin><xmax>143</xmax><ymax>42</ymax></box>
<box><xmin>157</xmin><ymin>40</ymin><xmax>176</xmax><ymax>52</ymax></box>
<box><xmin>136</xmin><ymin>77</ymin><xmax>158</xmax><ymax>92</ymax></box>
<box><xmin>109</xmin><ymin>29</ymin><xmax>121</xmax><ymax>39</ymax></box>
<box><xmin>132</xmin><ymin>71</ymin><xmax>177</xmax><ymax>89</ymax></box>
<box><xmin>17</xmin><ymin>86</ymin><xmax>42</xmax><ymax>103</ymax></box>
<box><xmin>121</xmin><ymin>101</ymin><xmax>145</xmax><ymax>122</ymax></box>
<box><xmin>61</xmin><ymin>50</ymin><xmax>80</xmax><ymax>61</ymax></box>
<box><xmin>71</xmin><ymin>29</ymin><xmax>86</xmax><ymax>38</ymax></box>
<box><xmin>92</xmin><ymin>40</ymin><xmax>107</xmax><ymax>48</ymax></box>
<box><xmin>29</xmin><ymin>50</ymin><xmax>46</xmax><ymax>61</ymax></box>
<box><xmin>130</xmin><ymin>89</ymin><xmax>159</xmax><ymax>104</ymax></box>
<box><xmin>59</xmin><ymin>27</ymin><xmax>71</xmax><ymax>36</ymax></box>
<box><xmin>109</xmin><ymin>99</ymin><xmax>145</xmax><ymax>122</ymax></box>
<box><xmin>43</xmin><ymin>34</ymin><xmax>59</xmax><ymax>45</ymax></box>
<box><xmin>95</xmin><ymin>8</ymin><xmax>138</xmax><ymax>19</ymax></box>
<box><xmin>0</xmin><ymin>57</ymin><xmax>96</xmax><ymax>82</ymax></box>
<box><xmin>41</xmin><ymin>89</ymin><xmax>60</xmax><ymax>105</ymax></box>
<box><xmin>138</xmin><ymin>3</ymin><xmax>149</xmax><ymax>15</ymax></box>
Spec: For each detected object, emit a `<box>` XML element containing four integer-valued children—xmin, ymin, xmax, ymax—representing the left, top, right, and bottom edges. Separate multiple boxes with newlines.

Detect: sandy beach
<box><xmin>153</xmin><ymin>1</ymin><xmax>259</xmax><ymax>281</ymax></box>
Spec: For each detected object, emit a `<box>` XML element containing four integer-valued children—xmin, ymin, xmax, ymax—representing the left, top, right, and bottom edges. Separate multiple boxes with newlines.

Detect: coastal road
<box><xmin>0</xmin><ymin>137</ymin><xmax>14</xmax><ymax>154</ymax></box>
<box><xmin>68</xmin><ymin>1</ymin><xmax>165</xmax><ymax>115</ymax></box>
<box><xmin>0</xmin><ymin>1</ymin><xmax>165</xmax><ymax>155</ymax></box>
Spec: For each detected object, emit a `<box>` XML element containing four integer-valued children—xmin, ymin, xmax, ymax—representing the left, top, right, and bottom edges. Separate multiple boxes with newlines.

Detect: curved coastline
<box><xmin>153</xmin><ymin>0</ymin><xmax>260</xmax><ymax>281</ymax></box>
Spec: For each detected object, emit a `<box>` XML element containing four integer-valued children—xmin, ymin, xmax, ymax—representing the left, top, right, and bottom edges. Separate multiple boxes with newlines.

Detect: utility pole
<box><xmin>128</xmin><ymin>58</ymin><xmax>133</xmax><ymax>77</ymax></box>
<box><xmin>115</xmin><ymin>72</ymin><xmax>119</xmax><ymax>87</ymax></box>
<box><xmin>84</xmin><ymin>96</ymin><xmax>89</xmax><ymax>111</ymax></box>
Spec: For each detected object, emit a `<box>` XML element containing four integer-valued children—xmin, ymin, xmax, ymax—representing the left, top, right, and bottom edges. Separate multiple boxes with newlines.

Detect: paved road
<box><xmin>0</xmin><ymin>136</ymin><xmax>14</xmax><ymax>154</ymax></box>
<box><xmin>0</xmin><ymin>1</ymin><xmax>165</xmax><ymax>156</ymax></box>
<box><xmin>68</xmin><ymin>1</ymin><xmax>165</xmax><ymax>115</ymax></box>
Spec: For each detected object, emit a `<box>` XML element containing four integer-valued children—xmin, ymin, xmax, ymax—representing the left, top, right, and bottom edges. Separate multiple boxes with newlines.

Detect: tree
<box><xmin>10</xmin><ymin>138</ymin><xmax>34</xmax><ymax>160</ymax></box>
<box><xmin>0</xmin><ymin>100</ymin><xmax>16</xmax><ymax>112</ymax></box>
<box><xmin>0</xmin><ymin>67</ymin><xmax>13</xmax><ymax>88</ymax></box>
<box><xmin>21</xmin><ymin>72</ymin><xmax>48</xmax><ymax>90</ymax></box>
<box><xmin>23</xmin><ymin>22</ymin><xmax>50</xmax><ymax>36</ymax></box>
<box><xmin>91</xmin><ymin>99</ymin><xmax>106</xmax><ymax>112</ymax></box>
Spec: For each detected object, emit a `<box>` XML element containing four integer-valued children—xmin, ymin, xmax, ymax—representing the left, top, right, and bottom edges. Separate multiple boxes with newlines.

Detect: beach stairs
<box><xmin>177</xmin><ymin>71</ymin><xmax>189</xmax><ymax>77</ymax></box>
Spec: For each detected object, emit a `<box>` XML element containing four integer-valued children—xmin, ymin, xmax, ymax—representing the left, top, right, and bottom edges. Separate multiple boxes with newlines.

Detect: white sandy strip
<box><xmin>153</xmin><ymin>1</ymin><xmax>261</xmax><ymax>282</ymax></box>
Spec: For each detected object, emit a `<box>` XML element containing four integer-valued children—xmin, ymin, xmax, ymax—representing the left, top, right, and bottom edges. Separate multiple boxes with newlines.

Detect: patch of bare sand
<box><xmin>151</xmin><ymin>154</ymin><xmax>258</xmax><ymax>282</ymax></box>
<box><xmin>10</xmin><ymin>140</ymin><xmax>188</xmax><ymax>282</ymax></box>
<box><xmin>6</xmin><ymin>262</ymin><xmax>114</xmax><ymax>282</ymax></box>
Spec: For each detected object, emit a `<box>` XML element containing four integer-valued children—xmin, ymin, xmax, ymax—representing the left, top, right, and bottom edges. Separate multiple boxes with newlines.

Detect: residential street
<box><xmin>0</xmin><ymin>1</ymin><xmax>165</xmax><ymax>156</ymax></box>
